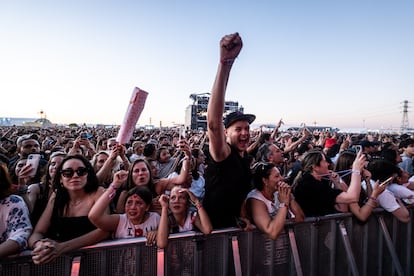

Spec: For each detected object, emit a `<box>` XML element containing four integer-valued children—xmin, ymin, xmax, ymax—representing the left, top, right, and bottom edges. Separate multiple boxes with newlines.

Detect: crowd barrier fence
<box><xmin>1</xmin><ymin>207</ymin><xmax>412</xmax><ymax>276</ymax></box>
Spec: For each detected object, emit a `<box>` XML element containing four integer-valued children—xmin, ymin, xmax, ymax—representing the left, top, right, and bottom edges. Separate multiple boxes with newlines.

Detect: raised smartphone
<box><xmin>27</xmin><ymin>153</ymin><xmax>41</xmax><ymax>177</ymax></box>
<box><xmin>379</xmin><ymin>176</ymin><xmax>394</xmax><ymax>187</ymax></box>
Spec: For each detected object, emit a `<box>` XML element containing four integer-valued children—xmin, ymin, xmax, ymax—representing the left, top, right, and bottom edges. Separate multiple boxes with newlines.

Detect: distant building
<box><xmin>185</xmin><ymin>93</ymin><xmax>244</xmax><ymax>130</ymax></box>
<box><xmin>0</xmin><ymin>117</ymin><xmax>54</xmax><ymax>127</ymax></box>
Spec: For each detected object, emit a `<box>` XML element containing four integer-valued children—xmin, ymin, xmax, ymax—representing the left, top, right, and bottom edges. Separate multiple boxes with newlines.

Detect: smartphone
<box><xmin>352</xmin><ymin>145</ymin><xmax>362</xmax><ymax>152</ymax></box>
<box><xmin>27</xmin><ymin>153</ymin><xmax>41</xmax><ymax>177</ymax></box>
<box><xmin>379</xmin><ymin>176</ymin><xmax>394</xmax><ymax>187</ymax></box>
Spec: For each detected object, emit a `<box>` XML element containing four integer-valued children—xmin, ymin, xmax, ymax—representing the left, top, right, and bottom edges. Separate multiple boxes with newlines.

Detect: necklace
<box><xmin>69</xmin><ymin>200</ymin><xmax>82</xmax><ymax>206</ymax></box>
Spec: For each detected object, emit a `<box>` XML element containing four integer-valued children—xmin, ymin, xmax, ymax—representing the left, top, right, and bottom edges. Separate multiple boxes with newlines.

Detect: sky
<box><xmin>1</xmin><ymin>0</ymin><xmax>413</xmax><ymax>131</ymax></box>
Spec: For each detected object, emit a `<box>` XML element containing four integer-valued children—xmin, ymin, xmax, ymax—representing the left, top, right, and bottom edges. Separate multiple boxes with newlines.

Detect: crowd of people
<box><xmin>1</xmin><ymin>33</ymin><xmax>414</xmax><ymax>265</ymax></box>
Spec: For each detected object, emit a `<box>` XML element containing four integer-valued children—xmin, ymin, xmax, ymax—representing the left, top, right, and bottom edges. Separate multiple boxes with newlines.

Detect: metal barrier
<box><xmin>1</xmin><ymin>208</ymin><xmax>413</xmax><ymax>276</ymax></box>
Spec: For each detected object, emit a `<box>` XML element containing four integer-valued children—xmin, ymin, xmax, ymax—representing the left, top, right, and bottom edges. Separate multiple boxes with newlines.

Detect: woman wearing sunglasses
<box><xmin>245</xmin><ymin>162</ymin><xmax>304</xmax><ymax>240</ymax></box>
<box><xmin>28</xmin><ymin>155</ymin><xmax>110</xmax><ymax>265</ymax></box>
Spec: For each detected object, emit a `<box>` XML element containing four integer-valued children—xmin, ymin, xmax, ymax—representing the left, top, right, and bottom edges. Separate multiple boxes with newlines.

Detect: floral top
<box><xmin>0</xmin><ymin>195</ymin><xmax>33</xmax><ymax>250</ymax></box>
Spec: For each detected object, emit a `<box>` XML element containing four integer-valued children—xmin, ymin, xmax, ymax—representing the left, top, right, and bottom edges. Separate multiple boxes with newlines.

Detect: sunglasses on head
<box><xmin>61</xmin><ymin>167</ymin><xmax>88</xmax><ymax>178</ymax></box>
<box><xmin>253</xmin><ymin>162</ymin><xmax>273</xmax><ymax>173</ymax></box>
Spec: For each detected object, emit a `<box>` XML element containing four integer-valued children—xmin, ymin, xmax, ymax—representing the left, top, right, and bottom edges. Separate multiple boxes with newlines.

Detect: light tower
<box><xmin>400</xmin><ymin>100</ymin><xmax>410</xmax><ymax>132</ymax></box>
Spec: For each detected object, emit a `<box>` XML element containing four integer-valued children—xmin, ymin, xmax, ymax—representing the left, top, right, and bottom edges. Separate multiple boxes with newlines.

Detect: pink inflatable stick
<box><xmin>116</xmin><ymin>87</ymin><xmax>148</xmax><ymax>144</ymax></box>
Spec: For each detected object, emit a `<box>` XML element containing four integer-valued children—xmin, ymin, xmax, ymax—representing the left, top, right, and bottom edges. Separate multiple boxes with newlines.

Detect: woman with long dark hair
<box><xmin>28</xmin><ymin>154</ymin><xmax>109</xmax><ymax>264</ymax></box>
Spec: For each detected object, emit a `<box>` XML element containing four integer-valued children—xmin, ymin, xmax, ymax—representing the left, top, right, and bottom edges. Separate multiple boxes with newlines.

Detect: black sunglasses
<box><xmin>61</xmin><ymin>167</ymin><xmax>88</xmax><ymax>178</ymax></box>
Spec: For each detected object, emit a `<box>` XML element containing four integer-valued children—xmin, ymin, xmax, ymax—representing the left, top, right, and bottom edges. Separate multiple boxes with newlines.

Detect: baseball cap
<box><xmin>16</xmin><ymin>133</ymin><xmax>39</xmax><ymax>147</ymax></box>
<box><xmin>223</xmin><ymin>111</ymin><xmax>256</xmax><ymax>128</ymax></box>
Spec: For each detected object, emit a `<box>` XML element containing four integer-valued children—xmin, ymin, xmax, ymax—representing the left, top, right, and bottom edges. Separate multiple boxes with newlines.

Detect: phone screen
<box><xmin>27</xmin><ymin>154</ymin><xmax>41</xmax><ymax>177</ymax></box>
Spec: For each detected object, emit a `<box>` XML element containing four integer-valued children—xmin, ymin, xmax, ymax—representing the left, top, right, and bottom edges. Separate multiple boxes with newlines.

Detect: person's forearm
<box><xmin>28</xmin><ymin>232</ymin><xmax>45</xmax><ymax>249</ymax></box>
<box><xmin>284</xmin><ymin>136</ymin><xmax>306</xmax><ymax>153</ymax></box>
<box><xmin>343</xmin><ymin>172</ymin><xmax>362</xmax><ymax>202</ymax></box>
<box><xmin>96</xmin><ymin>158</ymin><xmax>115</xmax><ymax>183</ymax></box>
<box><xmin>267</xmin><ymin>207</ymin><xmax>288</xmax><ymax>240</ymax></box>
<box><xmin>207</xmin><ymin>63</ymin><xmax>232</xmax><ymax>130</ymax></box>
<box><xmin>290</xmin><ymin>200</ymin><xmax>305</xmax><ymax>222</ymax></box>
<box><xmin>89</xmin><ymin>186</ymin><xmax>115</xmax><ymax>223</ymax></box>
<box><xmin>157</xmin><ymin>207</ymin><xmax>170</xmax><ymax>249</ymax></box>
<box><xmin>58</xmin><ymin>229</ymin><xmax>109</xmax><ymax>254</ymax></box>
<box><xmin>246</xmin><ymin>138</ymin><xmax>260</xmax><ymax>154</ymax></box>
<box><xmin>349</xmin><ymin>196</ymin><xmax>377</xmax><ymax>221</ymax></box>
<box><xmin>194</xmin><ymin>202</ymin><xmax>212</xmax><ymax>234</ymax></box>
<box><xmin>0</xmin><ymin>240</ymin><xmax>21</xmax><ymax>258</ymax></box>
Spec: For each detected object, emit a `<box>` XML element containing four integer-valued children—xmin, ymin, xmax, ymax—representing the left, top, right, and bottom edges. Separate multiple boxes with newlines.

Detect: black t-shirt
<box><xmin>293</xmin><ymin>172</ymin><xmax>342</xmax><ymax>217</ymax></box>
<box><xmin>203</xmin><ymin>145</ymin><xmax>252</xmax><ymax>229</ymax></box>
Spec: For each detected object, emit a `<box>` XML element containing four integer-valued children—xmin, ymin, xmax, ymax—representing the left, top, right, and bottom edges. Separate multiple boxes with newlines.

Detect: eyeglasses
<box><xmin>61</xmin><ymin>167</ymin><xmax>88</xmax><ymax>178</ymax></box>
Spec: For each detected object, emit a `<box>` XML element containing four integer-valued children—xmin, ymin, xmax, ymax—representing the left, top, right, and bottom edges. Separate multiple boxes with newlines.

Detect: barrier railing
<box><xmin>1</xmin><ymin>208</ymin><xmax>412</xmax><ymax>276</ymax></box>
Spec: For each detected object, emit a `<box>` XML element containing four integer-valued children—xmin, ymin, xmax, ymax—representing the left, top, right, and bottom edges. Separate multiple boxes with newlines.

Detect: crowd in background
<box><xmin>1</xmin><ymin>32</ymin><xmax>414</xmax><ymax>265</ymax></box>
<box><xmin>0</xmin><ymin>123</ymin><xmax>413</xmax><ymax>262</ymax></box>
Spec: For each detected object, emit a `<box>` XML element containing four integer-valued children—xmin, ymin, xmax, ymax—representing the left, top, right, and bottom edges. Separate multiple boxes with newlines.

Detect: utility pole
<box><xmin>400</xmin><ymin>100</ymin><xmax>410</xmax><ymax>132</ymax></box>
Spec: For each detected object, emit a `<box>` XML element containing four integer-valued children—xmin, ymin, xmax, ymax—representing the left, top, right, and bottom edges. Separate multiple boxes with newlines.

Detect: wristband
<box><xmin>369</xmin><ymin>196</ymin><xmax>377</xmax><ymax>202</ymax></box>
<box><xmin>351</xmin><ymin>170</ymin><xmax>361</xmax><ymax>175</ymax></box>
<box><xmin>31</xmin><ymin>239</ymin><xmax>42</xmax><ymax>249</ymax></box>
<box><xmin>278</xmin><ymin>203</ymin><xmax>288</xmax><ymax>209</ymax></box>
<box><xmin>108</xmin><ymin>184</ymin><xmax>119</xmax><ymax>200</ymax></box>
<box><xmin>220</xmin><ymin>58</ymin><xmax>235</xmax><ymax>66</ymax></box>
<box><xmin>110</xmin><ymin>184</ymin><xmax>119</xmax><ymax>190</ymax></box>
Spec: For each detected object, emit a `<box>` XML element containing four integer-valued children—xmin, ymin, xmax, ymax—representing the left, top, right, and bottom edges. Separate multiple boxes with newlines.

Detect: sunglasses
<box><xmin>254</xmin><ymin>162</ymin><xmax>273</xmax><ymax>173</ymax></box>
<box><xmin>61</xmin><ymin>167</ymin><xmax>88</xmax><ymax>178</ymax></box>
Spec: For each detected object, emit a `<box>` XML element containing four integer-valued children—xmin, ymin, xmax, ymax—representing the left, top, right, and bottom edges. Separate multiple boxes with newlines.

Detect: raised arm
<box><xmin>154</xmin><ymin>142</ymin><xmax>192</xmax><ymax>194</ymax></box>
<box><xmin>186</xmin><ymin>189</ymin><xmax>212</xmax><ymax>235</ymax></box>
<box><xmin>270</xmin><ymin>119</ymin><xmax>284</xmax><ymax>141</ymax></box>
<box><xmin>207</xmin><ymin>33</ymin><xmax>243</xmax><ymax>162</ymax></box>
<box><xmin>89</xmin><ymin>170</ymin><xmax>128</xmax><ymax>231</ymax></box>
<box><xmin>284</xmin><ymin>128</ymin><xmax>310</xmax><ymax>154</ymax></box>
<box><xmin>349</xmin><ymin>181</ymin><xmax>385</xmax><ymax>221</ymax></box>
<box><xmin>96</xmin><ymin>148</ymin><xmax>119</xmax><ymax>184</ymax></box>
<box><xmin>336</xmin><ymin>151</ymin><xmax>365</xmax><ymax>203</ymax></box>
<box><xmin>156</xmin><ymin>194</ymin><xmax>170</xmax><ymax>249</ymax></box>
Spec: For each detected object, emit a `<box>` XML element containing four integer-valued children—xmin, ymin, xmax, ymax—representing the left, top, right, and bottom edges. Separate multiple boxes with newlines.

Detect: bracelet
<box><xmin>31</xmin><ymin>239</ymin><xmax>42</xmax><ymax>249</ymax></box>
<box><xmin>110</xmin><ymin>184</ymin><xmax>119</xmax><ymax>190</ymax></box>
<box><xmin>191</xmin><ymin>199</ymin><xmax>203</xmax><ymax>210</ymax></box>
<box><xmin>108</xmin><ymin>184</ymin><xmax>119</xmax><ymax>200</ymax></box>
<box><xmin>278</xmin><ymin>202</ymin><xmax>288</xmax><ymax>209</ymax></box>
<box><xmin>369</xmin><ymin>196</ymin><xmax>377</xmax><ymax>202</ymax></box>
<box><xmin>351</xmin><ymin>170</ymin><xmax>361</xmax><ymax>175</ymax></box>
<box><xmin>220</xmin><ymin>58</ymin><xmax>235</xmax><ymax>66</ymax></box>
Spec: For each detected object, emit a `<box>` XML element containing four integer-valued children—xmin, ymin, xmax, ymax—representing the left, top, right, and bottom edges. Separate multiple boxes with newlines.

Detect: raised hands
<box><xmin>220</xmin><ymin>32</ymin><xmax>243</xmax><ymax>63</ymax></box>
<box><xmin>277</xmin><ymin>182</ymin><xmax>291</xmax><ymax>205</ymax></box>
<box><xmin>111</xmin><ymin>170</ymin><xmax>128</xmax><ymax>189</ymax></box>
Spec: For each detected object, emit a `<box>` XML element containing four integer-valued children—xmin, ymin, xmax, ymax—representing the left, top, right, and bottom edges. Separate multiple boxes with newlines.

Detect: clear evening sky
<box><xmin>1</xmin><ymin>0</ymin><xmax>413</xmax><ymax>130</ymax></box>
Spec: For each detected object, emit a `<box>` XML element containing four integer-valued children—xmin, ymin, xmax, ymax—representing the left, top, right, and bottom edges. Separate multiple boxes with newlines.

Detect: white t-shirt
<box><xmin>387</xmin><ymin>183</ymin><xmax>414</xmax><ymax>199</ymax></box>
<box><xmin>115</xmin><ymin>212</ymin><xmax>160</xmax><ymax>239</ymax></box>
<box><xmin>246</xmin><ymin>189</ymin><xmax>277</xmax><ymax>218</ymax></box>
<box><xmin>362</xmin><ymin>180</ymin><xmax>400</xmax><ymax>212</ymax></box>
<box><xmin>246</xmin><ymin>189</ymin><xmax>296</xmax><ymax>218</ymax></box>
<box><xmin>177</xmin><ymin>212</ymin><xmax>195</xmax><ymax>232</ymax></box>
